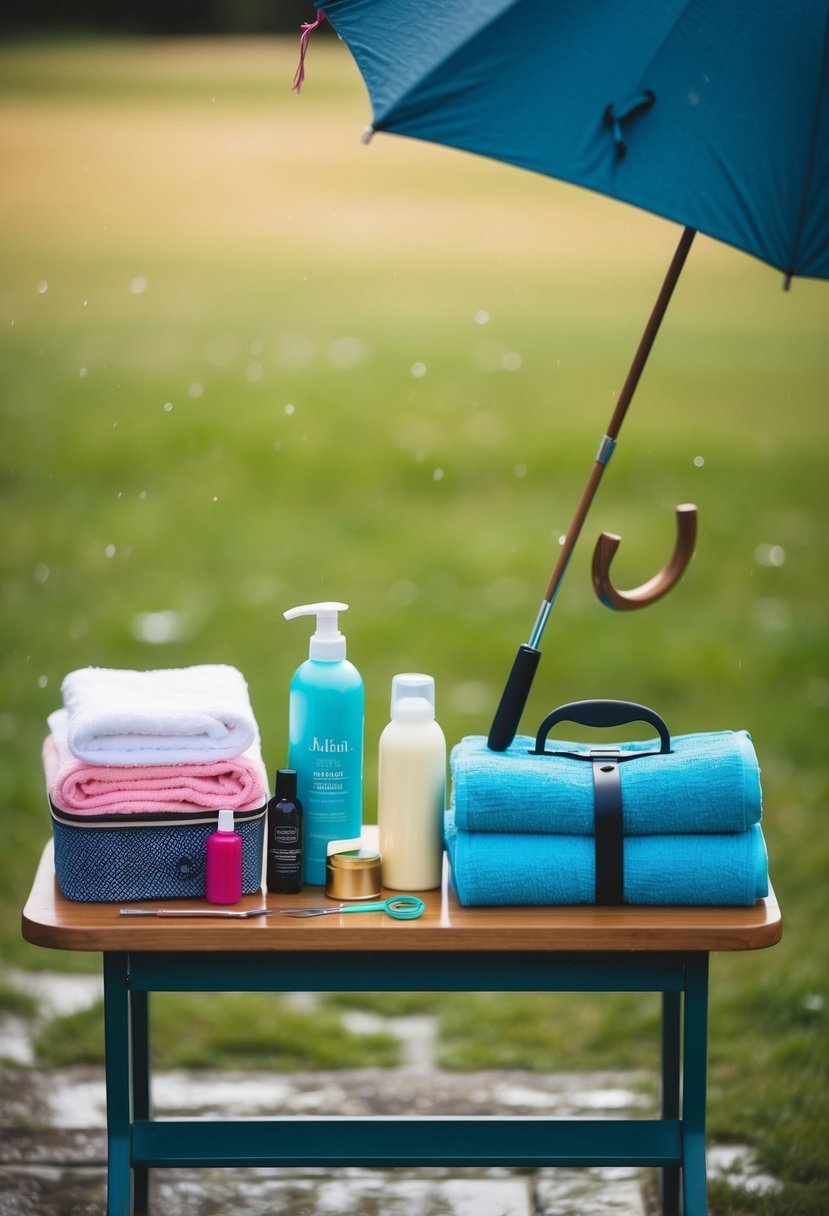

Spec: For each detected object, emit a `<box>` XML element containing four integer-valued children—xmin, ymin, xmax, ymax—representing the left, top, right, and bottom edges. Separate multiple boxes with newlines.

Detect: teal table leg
<box><xmin>682</xmin><ymin>953</ymin><xmax>710</xmax><ymax>1216</ymax></box>
<box><xmin>660</xmin><ymin>990</ymin><xmax>681</xmax><ymax>1215</ymax></box>
<box><xmin>130</xmin><ymin>990</ymin><xmax>150</xmax><ymax>1214</ymax></box>
<box><xmin>103</xmin><ymin>952</ymin><xmax>133</xmax><ymax>1216</ymax></box>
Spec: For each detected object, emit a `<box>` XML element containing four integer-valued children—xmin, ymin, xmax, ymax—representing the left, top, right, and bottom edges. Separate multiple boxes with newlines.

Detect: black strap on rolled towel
<box><xmin>590</xmin><ymin>751</ymin><xmax>624</xmax><ymax>905</ymax></box>
<box><xmin>529</xmin><ymin>699</ymin><xmax>672</xmax><ymax>906</ymax></box>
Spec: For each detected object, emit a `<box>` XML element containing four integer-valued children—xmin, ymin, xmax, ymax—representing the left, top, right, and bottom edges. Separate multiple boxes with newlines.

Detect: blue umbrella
<box><xmin>296</xmin><ymin>0</ymin><xmax>829</xmax><ymax>748</ymax></box>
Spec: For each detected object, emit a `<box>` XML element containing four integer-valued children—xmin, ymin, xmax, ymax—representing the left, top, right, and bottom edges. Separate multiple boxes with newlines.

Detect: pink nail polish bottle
<box><xmin>205</xmin><ymin>809</ymin><xmax>243</xmax><ymax>904</ymax></box>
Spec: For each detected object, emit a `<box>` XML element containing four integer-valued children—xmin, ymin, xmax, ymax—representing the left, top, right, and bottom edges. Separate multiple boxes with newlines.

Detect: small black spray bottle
<box><xmin>266</xmin><ymin>769</ymin><xmax>303</xmax><ymax>894</ymax></box>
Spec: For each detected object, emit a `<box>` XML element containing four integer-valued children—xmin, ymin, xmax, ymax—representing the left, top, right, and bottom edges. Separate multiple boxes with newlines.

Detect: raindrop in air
<box><xmin>411</xmin><ymin>362</ymin><xmax>427</xmax><ymax>378</ymax></box>
<box><xmin>502</xmin><ymin>351</ymin><xmax>522</xmax><ymax>371</ymax></box>
<box><xmin>131</xmin><ymin>610</ymin><xmax>188</xmax><ymax>644</ymax></box>
<box><xmin>38</xmin><ymin>675</ymin><xmax>49</xmax><ymax>689</ymax></box>
<box><xmin>34</xmin><ymin>564</ymin><xmax>49</xmax><ymax>584</ymax></box>
<box><xmin>245</xmin><ymin>362</ymin><xmax>264</xmax><ymax>383</ymax></box>
<box><xmin>274</xmin><ymin>331</ymin><xmax>314</xmax><ymax>370</ymax></box>
<box><xmin>105</xmin><ymin>545</ymin><xmax>116</xmax><ymax>559</ymax></box>
<box><xmin>754</xmin><ymin>544</ymin><xmax>786</xmax><ymax>568</ymax></box>
<box><xmin>163</xmin><ymin>402</ymin><xmax>173</xmax><ymax>413</ymax></box>
<box><xmin>433</xmin><ymin>468</ymin><xmax>444</xmax><ymax>481</ymax></box>
<box><xmin>188</xmin><ymin>382</ymin><xmax>204</xmax><ymax>399</ymax></box>
<box><xmin>474</xmin><ymin>310</ymin><xmax>490</xmax><ymax>325</ymax></box>
<box><xmin>753</xmin><ymin>598</ymin><xmax>790</xmax><ymax>632</ymax></box>
<box><xmin>328</xmin><ymin>336</ymin><xmax>370</xmax><ymax>369</ymax></box>
<box><xmin>514</xmin><ymin>464</ymin><xmax>527</xmax><ymax>479</ymax></box>
<box><xmin>693</xmin><ymin>455</ymin><xmax>705</xmax><ymax>467</ymax></box>
<box><xmin>69</xmin><ymin>615</ymin><xmax>89</xmax><ymax>641</ymax></box>
<box><xmin>129</xmin><ymin>277</ymin><xmax>148</xmax><ymax>295</ymax></box>
<box><xmin>387</xmin><ymin>579</ymin><xmax>417</xmax><ymax>607</ymax></box>
<box><xmin>284</xmin><ymin>403</ymin><xmax>295</xmax><ymax>416</ymax></box>
<box><xmin>36</xmin><ymin>281</ymin><xmax>48</xmax><ymax>294</ymax></box>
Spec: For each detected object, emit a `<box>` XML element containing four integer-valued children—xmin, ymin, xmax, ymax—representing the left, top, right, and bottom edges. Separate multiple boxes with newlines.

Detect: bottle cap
<box><xmin>283</xmin><ymin>601</ymin><xmax>348</xmax><ymax>661</ymax></box>
<box><xmin>275</xmin><ymin>769</ymin><xmax>298</xmax><ymax>801</ymax></box>
<box><xmin>217</xmin><ymin>808</ymin><xmax>235</xmax><ymax>833</ymax></box>
<box><xmin>390</xmin><ymin>672</ymin><xmax>436</xmax><ymax>723</ymax></box>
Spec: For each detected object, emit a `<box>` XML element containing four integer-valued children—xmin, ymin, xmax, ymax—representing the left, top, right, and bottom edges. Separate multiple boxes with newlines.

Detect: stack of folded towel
<box><xmin>444</xmin><ymin>730</ymin><xmax>769</xmax><ymax>906</ymax></box>
<box><xmin>44</xmin><ymin>664</ymin><xmax>268</xmax><ymax>816</ymax></box>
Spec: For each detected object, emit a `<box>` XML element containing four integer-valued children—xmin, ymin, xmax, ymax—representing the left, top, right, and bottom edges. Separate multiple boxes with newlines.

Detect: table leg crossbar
<box><xmin>132</xmin><ymin>1115</ymin><xmax>683</xmax><ymax>1167</ymax></box>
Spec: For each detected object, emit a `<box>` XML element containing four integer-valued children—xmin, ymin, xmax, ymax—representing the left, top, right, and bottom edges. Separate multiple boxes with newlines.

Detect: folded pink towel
<box><xmin>44</xmin><ymin>709</ymin><xmax>268</xmax><ymax>815</ymax></box>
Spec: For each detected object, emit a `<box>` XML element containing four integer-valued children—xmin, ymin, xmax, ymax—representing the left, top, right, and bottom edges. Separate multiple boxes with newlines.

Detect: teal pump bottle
<box><xmin>283</xmin><ymin>602</ymin><xmax>364</xmax><ymax>884</ymax></box>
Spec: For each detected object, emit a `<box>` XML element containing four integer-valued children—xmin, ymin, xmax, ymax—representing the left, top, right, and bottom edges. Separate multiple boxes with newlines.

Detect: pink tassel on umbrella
<box><xmin>292</xmin><ymin>9</ymin><xmax>326</xmax><ymax>93</ymax></box>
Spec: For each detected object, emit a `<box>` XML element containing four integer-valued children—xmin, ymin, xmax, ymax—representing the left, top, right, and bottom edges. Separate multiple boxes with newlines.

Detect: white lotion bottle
<box><xmin>378</xmin><ymin>673</ymin><xmax>446</xmax><ymax>891</ymax></box>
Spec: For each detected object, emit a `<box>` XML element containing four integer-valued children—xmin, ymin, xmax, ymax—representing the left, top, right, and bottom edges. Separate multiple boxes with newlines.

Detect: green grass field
<box><xmin>1</xmin><ymin>37</ymin><xmax>828</xmax><ymax>1212</ymax></box>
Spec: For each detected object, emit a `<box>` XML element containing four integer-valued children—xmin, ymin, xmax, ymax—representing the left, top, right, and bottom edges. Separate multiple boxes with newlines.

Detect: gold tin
<box><xmin>325</xmin><ymin>847</ymin><xmax>382</xmax><ymax>900</ymax></box>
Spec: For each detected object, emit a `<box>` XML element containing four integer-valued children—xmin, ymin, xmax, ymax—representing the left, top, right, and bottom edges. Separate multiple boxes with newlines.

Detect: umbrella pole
<box><xmin>487</xmin><ymin>225</ymin><xmax>697</xmax><ymax>751</ymax></box>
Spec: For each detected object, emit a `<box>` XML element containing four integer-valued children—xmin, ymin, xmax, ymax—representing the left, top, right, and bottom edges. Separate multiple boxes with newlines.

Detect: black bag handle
<box><xmin>531</xmin><ymin>699</ymin><xmax>671</xmax><ymax>758</ymax></box>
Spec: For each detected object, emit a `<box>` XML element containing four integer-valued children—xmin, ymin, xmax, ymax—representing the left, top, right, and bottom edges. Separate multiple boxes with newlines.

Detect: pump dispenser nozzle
<box><xmin>283</xmin><ymin>601</ymin><xmax>348</xmax><ymax>661</ymax></box>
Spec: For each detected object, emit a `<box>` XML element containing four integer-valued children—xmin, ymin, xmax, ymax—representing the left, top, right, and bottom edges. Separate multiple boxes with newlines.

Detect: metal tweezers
<box><xmin>119</xmin><ymin>907</ymin><xmax>277</xmax><ymax>919</ymax></box>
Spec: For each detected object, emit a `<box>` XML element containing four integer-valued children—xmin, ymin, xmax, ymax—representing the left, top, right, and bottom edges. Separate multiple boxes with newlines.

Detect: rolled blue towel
<box><xmin>444</xmin><ymin>809</ymin><xmax>768</xmax><ymax>907</ymax></box>
<box><xmin>450</xmin><ymin>730</ymin><xmax>761</xmax><ymax>835</ymax></box>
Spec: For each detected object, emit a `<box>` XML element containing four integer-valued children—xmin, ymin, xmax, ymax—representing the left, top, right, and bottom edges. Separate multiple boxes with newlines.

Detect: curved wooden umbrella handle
<box><xmin>592</xmin><ymin>503</ymin><xmax>698</xmax><ymax>611</ymax></box>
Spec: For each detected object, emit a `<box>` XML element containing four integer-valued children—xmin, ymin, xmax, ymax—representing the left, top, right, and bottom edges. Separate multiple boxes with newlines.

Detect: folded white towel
<box><xmin>60</xmin><ymin>665</ymin><xmax>259</xmax><ymax>766</ymax></box>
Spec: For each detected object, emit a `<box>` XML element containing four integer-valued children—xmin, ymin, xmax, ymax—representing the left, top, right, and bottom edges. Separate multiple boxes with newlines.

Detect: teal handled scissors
<box><xmin>281</xmin><ymin>895</ymin><xmax>425</xmax><ymax>920</ymax></box>
<box><xmin>118</xmin><ymin>896</ymin><xmax>425</xmax><ymax>920</ymax></box>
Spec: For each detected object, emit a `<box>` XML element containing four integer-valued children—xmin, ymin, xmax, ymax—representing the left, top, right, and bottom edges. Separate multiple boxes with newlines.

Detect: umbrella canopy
<box><xmin>298</xmin><ymin>0</ymin><xmax>829</xmax><ymax>750</ymax></box>
<box><xmin>320</xmin><ymin>0</ymin><xmax>829</xmax><ymax>282</ymax></box>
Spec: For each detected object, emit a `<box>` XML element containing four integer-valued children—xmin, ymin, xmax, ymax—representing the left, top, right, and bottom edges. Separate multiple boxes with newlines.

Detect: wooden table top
<box><xmin>22</xmin><ymin>841</ymin><xmax>782</xmax><ymax>955</ymax></box>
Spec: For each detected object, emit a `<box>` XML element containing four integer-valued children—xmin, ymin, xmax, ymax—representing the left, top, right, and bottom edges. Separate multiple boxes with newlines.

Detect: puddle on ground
<box><xmin>1</xmin><ymin>970</ymin><xmax>104</xmax><ymax>1065</ymax></box>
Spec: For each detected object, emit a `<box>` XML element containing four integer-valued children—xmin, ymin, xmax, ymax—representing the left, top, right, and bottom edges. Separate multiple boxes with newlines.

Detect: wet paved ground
<box><xmin>0</xmin><ymin>1063</ymin><xmax>653</xmax><ymax>1216</ymax></box>
<box><xmin>0</xmin><ymin>971</ymin><xmax>780</xmax><ymax>1214</ymax></box>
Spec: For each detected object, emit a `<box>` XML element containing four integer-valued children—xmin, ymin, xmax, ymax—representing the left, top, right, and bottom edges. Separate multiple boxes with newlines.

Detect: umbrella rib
<box><xmin>784</xmin><ymin>2</ymin><xmax>829</xmax><ymax>285</ymax></box>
